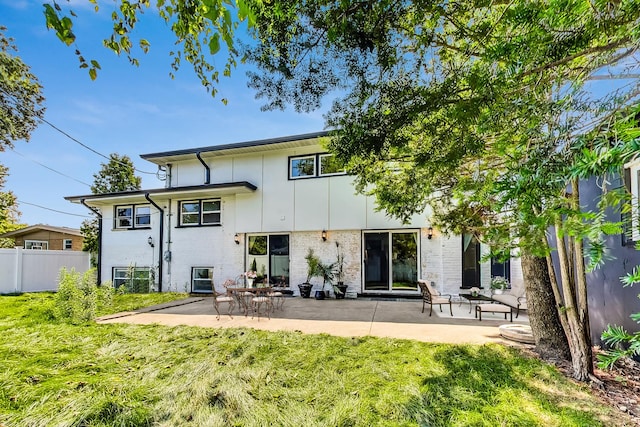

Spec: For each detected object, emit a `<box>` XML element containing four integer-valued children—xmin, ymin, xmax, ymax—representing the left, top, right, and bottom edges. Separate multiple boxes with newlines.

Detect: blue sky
<box><xmin>1</xmin><ymin>1</ymin><xmax>326</xmax><ymax>228</ymax></box>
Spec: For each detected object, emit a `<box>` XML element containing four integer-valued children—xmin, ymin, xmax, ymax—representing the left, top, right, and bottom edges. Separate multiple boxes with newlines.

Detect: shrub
<box><xmin>54</xmin><ymin>268</ymin><xmax>114</xmax><ymax>324</ymax></box>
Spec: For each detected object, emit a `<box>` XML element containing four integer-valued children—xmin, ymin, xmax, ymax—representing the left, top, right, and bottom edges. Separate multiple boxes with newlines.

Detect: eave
<box><xmin>65</xmin><ymin>181</ymin><xmax>257</xmax><ymax>207</ymax></box>
<box><xmin>140</xmin><ymin>131</ymin><xmax>331</xmax><ymax>165</ymax></box>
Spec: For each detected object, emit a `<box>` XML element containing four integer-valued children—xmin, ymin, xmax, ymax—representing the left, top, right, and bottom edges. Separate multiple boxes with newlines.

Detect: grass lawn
<box><xmin>0</xmin><ymin>293</ymin><xmax>627</xmax><ymax>426</ymax></box>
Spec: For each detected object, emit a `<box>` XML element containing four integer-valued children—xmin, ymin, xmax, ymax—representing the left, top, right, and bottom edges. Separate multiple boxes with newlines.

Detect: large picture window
<box><xmin>113</xmin><ymin>267</ymin><xmax>152</xmax><ymax>293</ymax></box>
<box><xmin>115</xmin><ymin>204</ymin><xmax>151</xmax><ymax>229</ymax></box>
<box><xmin>192</xmin><ymin>267</ymin><xmax>213</xmax><ymax>293</ymax></box>
<box><xmin>179</xmin><ymin>199</ymin><xmax>221</xmax><ymax>226</ymax></box>
<box><xmin>289</xmin><ymin>153</ymin><xmax>345</xmax><ymax>179</ymax></box>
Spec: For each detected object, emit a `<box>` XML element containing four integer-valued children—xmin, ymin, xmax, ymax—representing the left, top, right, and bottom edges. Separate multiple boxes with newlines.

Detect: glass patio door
<box><xmin>363</xmin><ymin>231</ymin><xmax>418</xmax><ymax>292</ymax></box>
<box><xmin>247</xmin><ymin>234</ymin><xmax>290</xmax><ymax>286</ymax></box>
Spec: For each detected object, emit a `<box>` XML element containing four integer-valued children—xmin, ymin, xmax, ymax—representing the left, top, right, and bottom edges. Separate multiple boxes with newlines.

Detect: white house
<box><xmin>65</xmin><ymin>131</ymin><xmax>522</xmax><ymax>297</ymax></box>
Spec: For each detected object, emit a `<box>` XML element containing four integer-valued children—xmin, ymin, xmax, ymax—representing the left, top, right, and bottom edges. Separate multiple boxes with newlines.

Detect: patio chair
<box><xmin>417</xmin><ymin>280</ymin><xmax>453</xmax><ymax>317</ymax></box>
<box><xmin>211</xmin><ymin>280</ymin><xmax>235</xmax><ymax>320</ymax></box>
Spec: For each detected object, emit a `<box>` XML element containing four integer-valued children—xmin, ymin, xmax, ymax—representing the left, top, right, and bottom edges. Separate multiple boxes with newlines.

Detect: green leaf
<box><xmin>209</xmin><ymin>33</ymin><xmax>220</xmax><ymax>55</ymax></box>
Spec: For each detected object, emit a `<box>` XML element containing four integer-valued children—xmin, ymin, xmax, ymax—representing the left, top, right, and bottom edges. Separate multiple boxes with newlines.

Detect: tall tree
<box><xmin>0</xmin><ymin>26</ymin><xmax>45</xmax><ymax>150</ymax></box>
<box><xmin>0</xmin><ymin>165</ymin><xmax>24</xmax><ymax>248</ymax></box>
<box><xmin>82</xmin><ymin>154</ymin><xmax>141</xmax><ymax>259</ymax></box>
<box><xmin>0</xmin><ymin>26</ymin><xmax>45</xmax><ymax>245</ymax></box>
<box><xmin>244</xmin><ymin>1</ymin><xmax>640</xmax><ymax>380</ymax></box>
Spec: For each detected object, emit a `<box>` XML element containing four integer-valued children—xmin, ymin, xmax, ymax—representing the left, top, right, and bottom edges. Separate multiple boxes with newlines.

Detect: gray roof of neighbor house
<box><xmin>0</xmin><ymin>224</ymin><xmax>82</xmax><ymax>238</ymax></box>
<box><xmin>140</xmin><ymin>131</ymin><xmax>331</xmax><ymax>165</ymax></box>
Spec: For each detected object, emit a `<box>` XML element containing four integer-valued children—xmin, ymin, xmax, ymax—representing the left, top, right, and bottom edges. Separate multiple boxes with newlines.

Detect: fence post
<box><xmin>14</xmin><ymin>247</ymin><xmax>23</xmax><ymax>294</ymax></box>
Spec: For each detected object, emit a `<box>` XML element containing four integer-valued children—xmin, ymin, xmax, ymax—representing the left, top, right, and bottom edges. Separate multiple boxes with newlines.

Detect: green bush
<box><xmin>54</xmin><ymin>268</ymin><xmax>114</xmax><ymax>324</ymax></box>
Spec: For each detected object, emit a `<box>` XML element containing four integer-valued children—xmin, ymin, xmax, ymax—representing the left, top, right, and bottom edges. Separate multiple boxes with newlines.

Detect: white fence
<box><xmin>0</xmin><ymin>248</ymin><xmax>91</xmax><ymax>294</ymax></box>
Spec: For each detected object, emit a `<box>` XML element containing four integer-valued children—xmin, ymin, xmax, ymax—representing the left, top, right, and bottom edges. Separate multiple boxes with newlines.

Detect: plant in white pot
<box><xmin>490</xmin><ymin>276</ymin><xmax>510</xmax><ymax>295</ymax></box>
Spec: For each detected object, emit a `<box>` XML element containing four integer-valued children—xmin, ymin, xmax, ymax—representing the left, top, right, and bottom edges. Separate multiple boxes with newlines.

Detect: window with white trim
<box><xmin>115</xmin><ymin>204</ymin><xmax>151</xmax><ymax>229</ymax></box>
<box><xmin>25</xmin><ymin>240</ymin><xmax>48</xmax><ymax>250</ymax></box>
<box><xmin>192</xmin><ymin>267</ymin><xmax>213</xmax><ymax>293</ymax></box>
<box><xmin>63</xmin><ymin>239</ymin><xmax>73</xmax><ymax>250</ymax></box>
<box><xmin>179</xmin><ymin>199</ymin><xmax>221</xmax><ymax>226</ymax></box>
<box><xmin>289</xmin><ymin>153</ymin><xmax>345</xmax><ymax>179</ymax></box>
<box><xmin>113</xmin><ymin>267</ymin><xmax>152</xmax><ymax>293</ymax></box>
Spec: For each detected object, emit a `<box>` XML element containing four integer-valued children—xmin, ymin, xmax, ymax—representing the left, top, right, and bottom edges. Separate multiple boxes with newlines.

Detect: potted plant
<box><xmin>333</xmin><ymin>242</ymin><xmax>348</xmax><ymax>299</ymax></box>
<box><xmin>490</xmin><ymin>276</ymin><xmax>509</xmax><ymax>295</ymax></box>
<box><xmin>314</xmin><ymin>260</ymin><xmax>336</xmax><ymax>300</ymax></box>
<box><xmin>298</xmin><ymin>248</ymin><xmax>319</xmax><ymax>298</ymax></box>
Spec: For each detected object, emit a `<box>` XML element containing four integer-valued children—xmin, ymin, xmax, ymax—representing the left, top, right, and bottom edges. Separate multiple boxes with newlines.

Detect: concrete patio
<box><xmin>97</xmin><ymin>295</ymin><xmax>531</xmax><ymax>346</ymax></box>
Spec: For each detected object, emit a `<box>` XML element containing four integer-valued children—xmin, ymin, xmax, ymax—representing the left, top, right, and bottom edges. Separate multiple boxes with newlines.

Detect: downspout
<box><xmin>145</xmin><ymin>193</ymin><xmax>164</xmax><ymax>292</ymax></box>
<box><xmin>81</xmin><ymin>199</ymin><xmax>102</xmax><ymax>285</ymax></box>
<box><xmin>196</xmin><ymin>152</ymin><xmax>210</xmax><ymax>184</ymax></box>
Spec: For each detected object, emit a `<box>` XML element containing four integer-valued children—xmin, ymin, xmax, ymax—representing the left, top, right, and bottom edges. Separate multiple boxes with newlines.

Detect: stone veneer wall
<box><xmin>290</xmin><ymin>230</ymin><xmax>361</xmax><ymax>296</ymax></box>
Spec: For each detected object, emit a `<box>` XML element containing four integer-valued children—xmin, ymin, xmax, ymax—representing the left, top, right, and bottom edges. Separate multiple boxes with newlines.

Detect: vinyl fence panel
<box><xmin>0</xmin><ymin>248</ymin><xmax>91</xmax><ymax>293</ymax></box>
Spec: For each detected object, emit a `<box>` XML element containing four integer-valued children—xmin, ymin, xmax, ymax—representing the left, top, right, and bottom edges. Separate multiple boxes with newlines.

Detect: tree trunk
<box><xmin>520</xmin><ymin>252</ymin><xmax>571</xmax><ymax>361</ymax></box>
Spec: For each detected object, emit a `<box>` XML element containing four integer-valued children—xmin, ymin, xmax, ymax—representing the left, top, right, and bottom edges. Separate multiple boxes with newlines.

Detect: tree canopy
<box><xmin>43</xmin><ymin>0</ymin><xmax>256</xmax><ymax>100</ymax></box>
<box><xmin>243</xmin><ymin>0</ymin><xmax>640</xmax><ymax>381</ymax></box>
<box><xmin>0</xmin><ymin>26</ymin><xmax>45</xmax><ymax>150</ymax></box>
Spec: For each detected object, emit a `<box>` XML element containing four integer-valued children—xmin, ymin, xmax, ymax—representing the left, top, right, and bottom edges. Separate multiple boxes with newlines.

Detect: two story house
<box><xmin>65</xmin><ymin>131</ymin><xmax>521</xmax><ymax>296</ymax></box>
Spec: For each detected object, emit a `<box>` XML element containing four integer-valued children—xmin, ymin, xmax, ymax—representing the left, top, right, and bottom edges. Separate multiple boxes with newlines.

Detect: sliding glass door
<box><xmin>363</xmin><ymin>231</ymin><xmax>418</xmax><ymax>292</ymax></box>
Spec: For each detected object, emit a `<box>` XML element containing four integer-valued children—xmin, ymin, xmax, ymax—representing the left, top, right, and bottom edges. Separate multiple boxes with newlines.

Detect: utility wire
<box><xmin>10</xmin><ymin>148</ymin><xmax>93</xmax><ymax>187</ymax></box>
<box><xmin>17</xmin><ymin>200</ymin><xmax>93</xmax><ymax>218</ymax></box>
<box><xmin>39</xmin><ymin>117</ymin><xmax>157</xmax><ymax>175</ymax></box>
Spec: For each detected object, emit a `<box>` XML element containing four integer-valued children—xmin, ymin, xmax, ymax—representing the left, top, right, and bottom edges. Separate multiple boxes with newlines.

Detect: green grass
<box><xmin>0</xmin><ymin>293</ymin><xmax>626</xmax><ymax>426</ymax></box>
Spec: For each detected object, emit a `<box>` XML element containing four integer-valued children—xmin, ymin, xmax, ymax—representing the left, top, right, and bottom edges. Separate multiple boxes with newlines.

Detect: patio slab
<box><xmin>96</xmin><ymin>296</ymin><xmax>530</xmax><ymax>345</ymax></box>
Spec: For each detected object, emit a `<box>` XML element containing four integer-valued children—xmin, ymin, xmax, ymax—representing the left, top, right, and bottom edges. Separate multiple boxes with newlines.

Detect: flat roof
<box><xmin>140</xmin><ymin>131</ymin><xmax>331</xmax><ymax>164</ymax></box>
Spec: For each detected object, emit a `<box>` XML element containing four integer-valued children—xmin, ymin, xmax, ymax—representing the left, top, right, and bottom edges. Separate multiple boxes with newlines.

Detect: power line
<box><xmin>17</xmin><ymin>200</ymin><xmax>92</xmax><ymax>218</ymax></box>
<box><xmin>10</xmin><ymin>148</ymin><xmax>93</xmax><ymax>187</ymax></box>
<box><xmin>39</xmin><ymin>117</ymin><xmax>157</xmax><ymax>175</ymax></box>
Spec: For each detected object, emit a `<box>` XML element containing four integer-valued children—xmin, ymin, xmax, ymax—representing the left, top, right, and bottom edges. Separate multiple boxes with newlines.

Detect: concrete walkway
<box><xmin>97</xmin><ymin>296</ymin><xmax>530</xmax><ymax>345</ymax></box>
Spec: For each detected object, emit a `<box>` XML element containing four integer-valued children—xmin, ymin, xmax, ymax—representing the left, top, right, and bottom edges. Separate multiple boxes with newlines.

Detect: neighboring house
<box><xmin>0</xmin><ymin>224</ymin><xmax>84</xmax><ymax>251</ymax></box>
<box><xmin>65</xmin><ymin>131</ymin><xmax>522</xmax><ymax>296</ymax></box>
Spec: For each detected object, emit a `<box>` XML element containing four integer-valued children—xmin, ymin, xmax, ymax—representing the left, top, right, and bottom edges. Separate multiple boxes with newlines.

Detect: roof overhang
<box><xmin>65</xmin><ymin>181</ymin><xmax>257</xmax><ymax>207</ymax></box>
<box><xmin>140</xmin><ymin>131</ymin><xmax>331</xmax><ymax>165</ymax></box>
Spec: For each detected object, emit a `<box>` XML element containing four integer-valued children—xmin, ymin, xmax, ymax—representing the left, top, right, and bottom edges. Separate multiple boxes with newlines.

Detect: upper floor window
<box><xmin>25</xmin><ymin>240</ymin><xmax>48</xmax><ymax>250</ymax></box>
<box><xmin>63</xmin><ymin>239</ymin><xmax>73</xmax><ymax>250</ymax></box>
<box><xmin>179</xmin><ymin>199</ymin><xmax>221</xmax><ymax>226</ymax></box>
<box><xmin>289</xmin><ymin>153</ymin><xmax>345</xmax><ymax>180</ymax></box>
<box><xmin>115</xmin><ymin>204</ymin><xmax>151</xmax><ymax>229</ymax></box>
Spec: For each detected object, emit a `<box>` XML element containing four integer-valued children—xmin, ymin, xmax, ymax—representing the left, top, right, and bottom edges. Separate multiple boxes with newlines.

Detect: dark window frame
<box><xmin>114</xmin><ymin>204</ymin><xmax>152</xmax><ymax>230</ymax></box>
<box><xmin>112</xmin><ymin>266</ymin><xmax>152</xmax><ymax>293</ymax></box>
<box><xmin>191</xmin><ymin>267</ymin><xmax>214</xmax><ymax>293</ymax></box>
<box><xmin>288</xmin><ymin>153</ymin><xmax>346</xmax><ymax>180</ymax></box>
<box><xmin>178</xmin><ymin>198</ymin><xmax>222</xmax><ymax>227</ymax></box>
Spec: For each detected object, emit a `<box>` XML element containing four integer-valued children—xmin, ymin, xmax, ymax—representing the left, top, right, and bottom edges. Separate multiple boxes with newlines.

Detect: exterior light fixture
<box><xmin>234</xmin><ymin>233</ymin><xmax>240</xmax><ymax>245</ymax></box>
<box><xmin>427</xmin><ymin>227</ymin><xmax>434</xmax><ymax>240</ymax></box>
<box><xmin>147</xmin><ymin>236</ymin><xmax>154</xmax><ymax>247</ymax></box>
<box><xmin>322</xmin><ymin>230</ymin><xmax>327</xmax><ymax>241</ymax></box>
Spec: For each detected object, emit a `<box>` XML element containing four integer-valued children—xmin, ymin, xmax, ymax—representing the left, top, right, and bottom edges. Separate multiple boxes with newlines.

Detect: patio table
<box><xmin>459</xmin><ymin>293</ymin><xmax>494</xmax><ymax>313</ymax></box>
<box><xmin>226</xmin><ymin>286</ymin><xmax>273</xmax><ymax>317</ymax></box>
